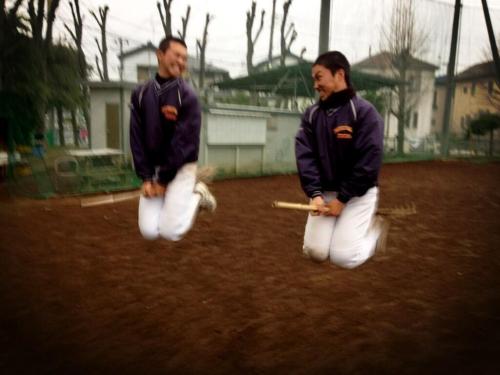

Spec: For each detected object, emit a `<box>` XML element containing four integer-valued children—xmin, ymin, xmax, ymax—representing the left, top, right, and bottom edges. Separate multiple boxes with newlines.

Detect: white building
<box><xmin>353</xmin><ymin>52</ymin><xmax>438</xmax><ymax>148</ymax></box>
<box><xmin>87</xmin><ymin>81</ymin><xmax>136</xmax><ymax>154</ymax></box>
<box><xmin>118</xmin><ymin>42</ymin><xmax>229</xmax><ymax>89</ymax></box>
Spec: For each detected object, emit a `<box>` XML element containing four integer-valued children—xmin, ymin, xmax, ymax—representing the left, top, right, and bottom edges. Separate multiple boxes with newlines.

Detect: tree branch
<box><xmin>252</xmin><ymin>9</ymin><xmax>265</xmax><ymax>45</ymax></box>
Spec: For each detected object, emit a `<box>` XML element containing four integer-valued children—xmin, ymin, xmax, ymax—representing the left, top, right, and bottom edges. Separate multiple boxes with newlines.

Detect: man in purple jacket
<box><xmin>295</xmin><ymin>51</ymin><xmax>388</xmax><ymax>268</ymax></box>
<box><xmin>130</xmin><ymin>36</ymin><xmax>216</xmax><ymax>241</ymax></box>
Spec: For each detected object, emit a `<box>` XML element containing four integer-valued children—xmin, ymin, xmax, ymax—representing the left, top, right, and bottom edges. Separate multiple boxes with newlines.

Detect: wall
<box><xmin>89</xmin><ymin>84</ymin><xmax>134</xmax><ymax>153</ymax></box>
<box><xmin>122</xmin><ymin>50</ymin><xmax>158</xmax><ymax>82</ymax></box>
<box><xmin>453</xmin><ymin>79</ymin><xmax>499</xmax><ymax>137</ymax></box>
<box><xmin>198</xmin><ymin>104</ymin><xmax>301</xmax><ymax>176</ymax></box>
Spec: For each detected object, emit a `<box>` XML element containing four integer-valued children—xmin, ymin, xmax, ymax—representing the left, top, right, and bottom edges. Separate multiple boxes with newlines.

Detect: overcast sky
<box><xmin>45</xmin><ymin>0</ymin><xmax>500</xmax><ymax>79</ymax></box>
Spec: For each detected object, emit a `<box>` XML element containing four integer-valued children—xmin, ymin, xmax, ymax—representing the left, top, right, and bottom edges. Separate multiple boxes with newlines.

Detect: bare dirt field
<box><xmin>1</xmin><ymin>160</ymin><xmax>500</xmax><ymax>374</ymax></box>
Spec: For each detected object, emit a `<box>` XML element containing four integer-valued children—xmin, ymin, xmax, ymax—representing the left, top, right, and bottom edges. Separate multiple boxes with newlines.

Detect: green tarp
<box><xmin>214</xmin><ymin>62</ymin><xmax>397</xmax><ymax>97</ymax></box>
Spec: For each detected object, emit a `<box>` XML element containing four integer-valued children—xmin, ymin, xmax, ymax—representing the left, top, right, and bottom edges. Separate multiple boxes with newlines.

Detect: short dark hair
<box><xmin>314</xmin><ymin>51</ymin><xmax>352</xmax><ymax>88</ymax></box>
<box><xmin>158</xmin><ymin>35</ymin><xmax>187</xmax><ymax>52</ymax></box>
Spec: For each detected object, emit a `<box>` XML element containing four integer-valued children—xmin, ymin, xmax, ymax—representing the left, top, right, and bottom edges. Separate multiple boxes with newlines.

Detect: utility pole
<box><xmin>441</xmin><ymin>0</ymin><xmax>462</xmax><ymax>157</ymax></box>
<box><xmin>117</xmin><ymin>37</ymin><xmax>127</xmax><ymax>152</ymax></box>
<box><xmin>481</xmin><ymin>0</ymin><xmax>500</xmax><ymax>83</ymax></box>
<box><xmin>318</xmin><ymin>0</ymin><xmax>331</xmax><ymax>54</ymax></box>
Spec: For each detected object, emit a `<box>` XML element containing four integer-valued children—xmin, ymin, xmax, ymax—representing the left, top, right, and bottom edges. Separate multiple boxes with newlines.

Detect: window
<box><xmin>413</xmin><ymin>112</ymin><xmax>418</xmax><ymax>129</ymax></box>
<box><xmin>463</xmin><ymin>85</ymin><xmax>468</xmax><ymax>94</ymax></box>
<box><xmin>488</xmin><ymin>81</ymin><xmax>494</xmax><ymax>95</ymax></box>
<box><xmin>433</xmin><ymin>90</ymin><xmax>438</xmax><ymax>109</ymax></box>
<box><xmin>471</xmin><ymin>83</ymin><xmax>476</xmax><ymax>96</ymax></box>
<box><xmin>431</xmin><ymin>118</ymin><xmax>436</xmax><ymax>127</ymax></box>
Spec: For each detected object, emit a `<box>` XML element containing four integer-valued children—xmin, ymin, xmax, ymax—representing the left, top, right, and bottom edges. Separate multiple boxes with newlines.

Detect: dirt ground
<box><xmin>1</xmin><ymin>160</ymin><xmax>500</xmax><ymax>374</ymax></box>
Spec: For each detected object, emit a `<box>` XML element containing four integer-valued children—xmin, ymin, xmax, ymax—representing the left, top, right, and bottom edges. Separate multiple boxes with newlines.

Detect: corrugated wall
<box><xmin>199</xmin><ymin>104</ymin><xmax>300</xmax><ymax>177</ymax></box>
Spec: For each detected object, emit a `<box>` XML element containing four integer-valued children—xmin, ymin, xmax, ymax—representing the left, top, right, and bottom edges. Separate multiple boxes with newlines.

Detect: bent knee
<box><xmin>330</xmin><ymin>256</ymin><xmax>359</xmax><ymax>269</ymax></box>
<box><xmin>159</xmin><ymin>224</ymin><xmax>186</xmax><ymax>242</ymax></box>
<box><xmin>139</xmin><ymin>227</ymin><xmax>160</xmax><ymax>241</ymax></box>
<box><xmin>330</xmin><ymin>248</ymin><xmax>365</xmax><ymax>269</ymax></box>
<box><xmin>303</xmin><ymin>245</ymin><xmax>329</xmax><ymax>262</ymax></box>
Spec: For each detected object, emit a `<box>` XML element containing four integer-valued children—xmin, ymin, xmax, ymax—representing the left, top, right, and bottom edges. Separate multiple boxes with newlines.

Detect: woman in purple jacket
<box><xmin>295</xmin><ymin>51</ymin><xmax>389</xmax><ymax>268</ymax></box>
<box><xmin>130</xmin><ymin>36</ymin><xmax>216</xmax><ymax>241</ymax></box>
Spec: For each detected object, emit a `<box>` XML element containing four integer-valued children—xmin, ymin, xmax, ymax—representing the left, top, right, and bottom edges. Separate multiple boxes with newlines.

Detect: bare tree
<box><xmin>64</xmin><ymin>0</ymin><xmax>91</xmax><ymax>145</ymax></box>
<box><xmin>246</xmin><ymin>1</ymin><xmax>265</xmax><ymax>74</ymax></box>
<box><xmin>285</xmin><ymin>22</ymin><xmax>297</xmax><ymax>52</ymax></box>
<box><xmin>268</xmin><ymin>0</ymin><xmax>276</xmax><ymax>64</ymax></box>
<box><xmin>0</xmin><ymin>0</ymin><xmax>25</xmax><ymax>90</ymax></box>
<box><xmin>157</xmin><ymin>0</ymin><xmax>173</xmax><ymax>36</ymax></box>
<box><xmin>26</xmin><ymin>0</ymin><xmax>62</xmax><ymax>138</ymax></box>
<box><xmin>380</xmin><ymin>0</ymin><xmax>427</xmax><ymax>155</ymax></box>
<box><xmin>300</xmin><ymin>47</ymin><xmax>306</xmax><ymax>59</ymax></box>
<box><xmin>197</xmin><ymin>13</ymin><xmax>211</xmax><ymax>91</ymax></box>
<box><xmin>44</xmin><ymin>0</ymin><xmax>60</xmax><ymax>50</ymax></box>
<box><xmin>91</xmin><ymin>5</ymin><xmax>109</xmax><ymax>82</ymax></box>
<box><xmin>64</xmin><ymin>0</ymin><xmax>85</xmax><ymax>78</ymax></box>
<box><xmin>177</xmin><ymin>5</ymin><xmax>191</xmax><ymax>40</ymax></box>
<box><xmin>280</xmin><ymin>0</ymin><xmax>293</xmax><ymax>67</ymax></box>
<box><xmin>27</xmin><ymin>0</ymin><xmax>61</xmax><ymax>48</ymax></box>
<box><xmin>27</xmin><ymin>0</ymin><xmax>45</xmax><ymax>45</ymax></box>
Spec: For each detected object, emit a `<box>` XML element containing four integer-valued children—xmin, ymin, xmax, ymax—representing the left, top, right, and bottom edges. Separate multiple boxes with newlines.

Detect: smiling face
<box><xmin>156</xmin><ymin>41</ymin><xmax>188</xmax><ymax>78</ymax></box>
<box><xmin>312</xmin><ymin>64</ymin><xmax>348</xmax><ymax>101</ymax></box>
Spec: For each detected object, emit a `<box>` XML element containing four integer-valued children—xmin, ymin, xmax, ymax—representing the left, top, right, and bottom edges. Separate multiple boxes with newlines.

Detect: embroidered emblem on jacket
<box><xmin>161</xmin><ymin>105</ymin><xmax>178</xmax><ymax>121</ymax></box>
<box><xmin>333</xmin><ymin>124</ymin><xmax>353</xmax><ymax>139</ymax></box>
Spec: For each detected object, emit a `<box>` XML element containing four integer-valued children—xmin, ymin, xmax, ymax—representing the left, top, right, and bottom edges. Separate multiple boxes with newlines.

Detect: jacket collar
<box><xmin>318</xmin><ymin>88</ymin><xmax>356</xmax><ymax>110</ymax></box>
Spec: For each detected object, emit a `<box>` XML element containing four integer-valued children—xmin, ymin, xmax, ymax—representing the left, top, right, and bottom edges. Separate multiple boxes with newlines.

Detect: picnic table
<box><xmin>63</xmin><ymin>148</ymin><xmax>133</xmax><ymax>192</ymax></box>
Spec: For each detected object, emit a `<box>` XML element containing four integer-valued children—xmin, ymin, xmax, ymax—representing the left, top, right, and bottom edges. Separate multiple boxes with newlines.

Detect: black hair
<box><xmin>313</xmin><ymin>51</ymin><xmax>352</xmax><ymax>88</ymax></box>
<box><xmin>158</xmin><ymin>35</ymin><xmax>187</xmax><ymax>52</ymax></box>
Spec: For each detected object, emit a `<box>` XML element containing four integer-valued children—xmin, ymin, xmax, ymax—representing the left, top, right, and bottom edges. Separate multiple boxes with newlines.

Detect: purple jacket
<box><xmin>129</xmin><ymin>77</ymin><xmax>201</xmax><ymax>184</ymax></box>
<box><xmin>295</xmin><ymin>91</ymin><xmax>384</xmax><ymax>203</ymax></box>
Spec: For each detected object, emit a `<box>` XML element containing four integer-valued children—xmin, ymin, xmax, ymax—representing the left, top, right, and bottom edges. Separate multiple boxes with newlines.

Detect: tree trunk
<box><xmin>197</xmin><ymin>14</ymin><xmax>211</xmax><ymax>91</ymax></box>
<box><xmin>57</xmin><ymin>106</ymin><xmax>65</xmax><ymax>146</ymax></box>
<box><xmin>71</xmin><ymin>110</ymin><xmax>79</xmax><ymax>146</ymax></box>
<box><xmin>91</xmin><ymin>6</ymin><xmax>109</xmax><ymax>82</ymax></box>
<box><xmin>489</xmin><ymin>129</ymin><xmax>494</xmax><ymax>156</ymax></box>
<box><xmin>280</xmin><ymin>1</ymin><xmax>292</xmax><ymax>67</ymax></box>
<box><xmin>268</xmin><ymin>0</ymin><xmax>276</xmax><ymax>64</ymax></box>
<box><xmin>397</xmin><ymin>69</ymin><xmax>407</xmax><ymax>155</ymax></box>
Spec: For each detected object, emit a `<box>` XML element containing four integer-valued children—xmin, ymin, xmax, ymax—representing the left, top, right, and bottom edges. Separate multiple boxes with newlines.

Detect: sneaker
<box><xmin>373</xmin><ymin>215</ymin><xmax>390</xmax><ymax>254</ymax></box>
<box><xmin>194</xmin><ymin>181</ymin><xmax>217</xmax><ymax>212</ymax></box>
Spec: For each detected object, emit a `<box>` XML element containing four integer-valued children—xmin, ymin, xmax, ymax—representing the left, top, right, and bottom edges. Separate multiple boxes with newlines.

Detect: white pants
<box><xmin>138</xmin><ymin>163</ymin><xmax>200</xmax><ymax>241</ymax></box>
<box><xmin>303</xmin><ymin>187</ymin><xmax>380</xmax><ymax>269</ymax></box>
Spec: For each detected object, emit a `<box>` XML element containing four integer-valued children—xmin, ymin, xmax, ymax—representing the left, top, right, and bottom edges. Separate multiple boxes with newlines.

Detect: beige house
<box><xmin>432</xmin><ymin>61</ymin><xmax>500</xmax><ymax>139</ymax></box>
<box><xmin>118</xmin><ymin>42</ymin><xmax>229</xmax><ymax>89</ymax></box>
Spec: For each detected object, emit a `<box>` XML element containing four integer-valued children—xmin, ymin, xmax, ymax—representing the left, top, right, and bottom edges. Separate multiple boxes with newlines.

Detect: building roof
<box><xmin>455</xmin><ymin>61</ymin><xmax>496</xmax><ymax>82</ymax></box>
<box><xmin>118</xmin><ymin>42</ymin><xmax>157</xmax><ymax>59</ymax></box>
<box><xmin>253</xmin><ymin>52</ymin><xmax>309</xmax><ymax>71</ymax></box>
<box><xmin>119</xmin><ymin>42</ymin><xmax>229</xmax><ymax>75</ymax></box>
<box><xmin>353</xmin><ymin>51</ymin><xmax>439</xmax><ymax>71</ymax></box>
